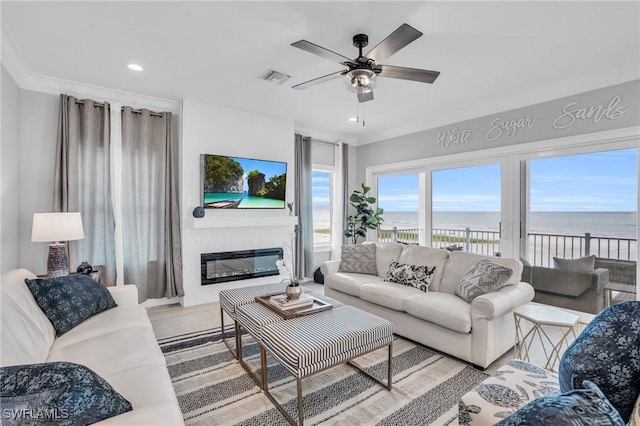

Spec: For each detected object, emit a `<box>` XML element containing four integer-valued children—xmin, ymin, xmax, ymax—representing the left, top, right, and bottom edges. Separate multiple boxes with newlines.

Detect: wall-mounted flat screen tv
<box><xmin>201</xmin><ymin>154</ymin><xmax>287</xmax><ymax>209</ymax></box>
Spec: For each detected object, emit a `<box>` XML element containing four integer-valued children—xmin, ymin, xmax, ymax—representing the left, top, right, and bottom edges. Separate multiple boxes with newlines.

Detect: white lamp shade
<box><xmin>31</xmin><ymin>212</ymin><xmax>85</xmax><ymax>242</ymax></box>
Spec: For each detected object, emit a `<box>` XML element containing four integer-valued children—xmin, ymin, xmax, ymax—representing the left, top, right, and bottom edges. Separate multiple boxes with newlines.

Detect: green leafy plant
<box><xmin>344</xmin><ymin>183</ymin><xmax>384</xmax><ymax>244</ymax></box>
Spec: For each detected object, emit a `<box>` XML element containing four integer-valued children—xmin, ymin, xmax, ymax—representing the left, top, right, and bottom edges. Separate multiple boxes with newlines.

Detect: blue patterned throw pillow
<box><xmin>559</xmin><ymin>301</ymin><xmax>640</xmax><ymax>423</ymax></box>
<box><xmin>385</xmin><ymin>261</ymin><xmax>436</xmax><ymax>292</ymax></box>
<box><xmin>25</xmin><ymin>274</ymin><xmax>117</xmax><ymax>336</ymax></box>
<box><xmin>495</xmin><ymin>380</ymin><xmax>624</xmax><ymax>426</ymax></box>
<box><xmin>0</xmin><ymin>362</ymin><xmax>132</xmax><ymax>425</ymax></box>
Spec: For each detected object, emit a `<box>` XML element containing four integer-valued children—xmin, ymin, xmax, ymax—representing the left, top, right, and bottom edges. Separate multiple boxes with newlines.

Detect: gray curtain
<box><xmin>294</xmin><ymin>133</ymin><xmax>313</xmax><ymax>278</ymax></box>
<box><xmin>341</xmin><ymin>142</ymin><xmax>350</xmax><ymax>245</ymax></box>
<box><xmin>54</xmin><ymin>95</ymin><xmax>116</xmax><ymax>284</ymax></box>
<box><xmin>121</xmin><ymin>107</ymin><xmax>184</xmax><ymax>302</ymax></box>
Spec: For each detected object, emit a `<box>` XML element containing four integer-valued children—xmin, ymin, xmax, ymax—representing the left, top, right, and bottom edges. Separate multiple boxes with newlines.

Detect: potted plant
<box><xmin>344</xmin><ymin>183</ymin><xmax>384</xmax><ymax>244</ymax></box>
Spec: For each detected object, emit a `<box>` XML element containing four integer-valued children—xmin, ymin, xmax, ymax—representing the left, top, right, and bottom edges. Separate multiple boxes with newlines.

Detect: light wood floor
<box><xmin>147</xmin><ymin>283</ymin><xmax>590</xmax><ymax>375</ymax></box>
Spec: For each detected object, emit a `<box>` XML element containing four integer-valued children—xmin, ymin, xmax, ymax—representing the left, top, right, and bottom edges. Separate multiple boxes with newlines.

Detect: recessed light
<box><xmin>127</xmin><ymin>64</ymin><xmax>144</xmax><ymax>72</ymax></box>
<box><xmin>348</xmin><ymin>117</ymin><xmax>358</xmax><ymax>122</ymax></box>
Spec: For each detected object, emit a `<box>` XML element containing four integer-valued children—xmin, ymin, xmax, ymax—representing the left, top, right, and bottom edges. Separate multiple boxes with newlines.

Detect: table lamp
<box><xmin>31</xmin><ymin>212</ymin><xmax>85</xmax><ymax>278</ymax></box>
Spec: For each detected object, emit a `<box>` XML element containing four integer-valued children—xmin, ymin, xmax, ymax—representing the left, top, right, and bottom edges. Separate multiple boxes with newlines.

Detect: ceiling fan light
<box><xmin>345</xmin><ymin>69</ymin><xmax>376</xmax><ymax>93</ymax></box>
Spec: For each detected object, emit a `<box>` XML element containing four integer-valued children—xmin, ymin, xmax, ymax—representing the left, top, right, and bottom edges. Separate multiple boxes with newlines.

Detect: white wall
<box><xmin>1</xmin><ymin>67</ymin><xmax>21</xmax><ymax>272</ymax></box>
<box><xmin>180</xmin><ymin>100</ymin><xmax>296</xmax><ymax>306</ymax></box>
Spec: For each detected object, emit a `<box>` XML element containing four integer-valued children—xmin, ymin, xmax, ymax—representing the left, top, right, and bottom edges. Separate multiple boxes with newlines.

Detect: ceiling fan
<box><xmin>291</xmin><ymin>23</ymin><xmax>440</xmax><ymax>103</ymax></box>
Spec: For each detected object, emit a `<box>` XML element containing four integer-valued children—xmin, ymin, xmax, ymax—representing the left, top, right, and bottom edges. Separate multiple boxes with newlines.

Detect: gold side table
<box><xmin>514</xmin><ymin>303</ymin><xmax>579</xmax><ymax>372</ymax></box>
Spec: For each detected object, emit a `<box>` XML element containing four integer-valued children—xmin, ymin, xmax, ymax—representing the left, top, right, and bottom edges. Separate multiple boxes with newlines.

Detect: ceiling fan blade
<box><xmin>291</xmin><ymin>40</ymin><xmax>356</xmax><ymax>66</ymax></box>
<box><xmin>365</xmin><ymin>23</ymin><xmax>423</xmax><ymax>63</ymax></box>
<box><xmin>377</xmin><ymin>65</ymin><xmax>440</xmax><ymax>83</ymax></box>
<box><xmin>292</xmin><ymin>71</ymin><xmax>345</xmax><ymax>90</ymax></box>
<box><xmin>357</xmin><ymin>90</ymin><xmax>374</xmax><ymax>103</ymax></box>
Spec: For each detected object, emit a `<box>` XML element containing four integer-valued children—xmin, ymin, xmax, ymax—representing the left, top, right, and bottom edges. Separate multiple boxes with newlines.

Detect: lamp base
<box><xmin>47</xmin><ymin>243</ymin><xmax>69</xmax><ymax>278</ymax></box>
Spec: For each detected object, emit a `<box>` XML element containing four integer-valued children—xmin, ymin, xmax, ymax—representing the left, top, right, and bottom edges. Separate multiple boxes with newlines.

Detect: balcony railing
<box><xmin>378</xmin><ymin>227</ymin><xmax>637</xmax><ymax>265</ymax></box>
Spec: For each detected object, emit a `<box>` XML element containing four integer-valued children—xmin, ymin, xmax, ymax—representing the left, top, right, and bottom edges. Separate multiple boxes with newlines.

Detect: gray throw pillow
<box><xmin>338</xmin><ymin>244</ymin><xmax>377</xmax><ymax>275</ymax></box>
<box><xmin>553</xmin><ymin>255</ymin><xmax>596</xmax><ymax>273</ymax></box>
<box><xmin>455</xmin><ymin>259</ymin><xmax>514</xmax><ymax>303</ymax></box>
<box><xmin>385</xmin><ymin>261</ymin><xmax>435</xmax><ymax>292</ymax></box>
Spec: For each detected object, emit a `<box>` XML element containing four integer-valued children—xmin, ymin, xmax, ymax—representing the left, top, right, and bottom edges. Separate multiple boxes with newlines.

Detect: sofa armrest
<box><xmin>471</xmin><ymin>282</ymin><xmax>535</xmax><ymax>320</ymax></box>
<box><xmin>107</xmin><ymin>284</ymin><xmax>139</xmax><ymax>306</ymax></box>
<box><xmin>321</xmin><ymin>260</ymin><xmax>341</xmax><ymax>276</ymax></box>
<box><xmin>592</xmin><ymin>268</ymin><xmax>609</xmax><ymax>293</ymax></box>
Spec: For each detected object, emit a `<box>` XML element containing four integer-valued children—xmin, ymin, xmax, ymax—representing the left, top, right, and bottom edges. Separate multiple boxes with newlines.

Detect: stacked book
<box><xmin>269</xmin><ymin>294</ymin><xmax>314</xmax><ymax>311</ymax></box>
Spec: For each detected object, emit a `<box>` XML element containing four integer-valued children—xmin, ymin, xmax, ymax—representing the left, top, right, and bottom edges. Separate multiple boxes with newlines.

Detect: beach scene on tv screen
<box><xmin>203</xmin><ymin>155</ymin><xmax>286</xmax><ymax>209</ymax></box>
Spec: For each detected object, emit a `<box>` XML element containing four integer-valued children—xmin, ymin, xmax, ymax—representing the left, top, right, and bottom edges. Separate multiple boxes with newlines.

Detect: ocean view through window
<box><xmin>312</xmin><ymin>170</ymin><xmax>332</xmax><ymax>246</ymax></box>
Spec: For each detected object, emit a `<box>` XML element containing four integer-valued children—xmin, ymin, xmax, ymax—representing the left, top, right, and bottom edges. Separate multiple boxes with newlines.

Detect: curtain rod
<box><xmin>311</xmin><ymin>139</ymin><xmax>341</xmax><ymax>146</ymax></box>
<box><xmin>74</xmin><ymin>99</ymin><xmax>165</xmax><ymax>117</ymax></box>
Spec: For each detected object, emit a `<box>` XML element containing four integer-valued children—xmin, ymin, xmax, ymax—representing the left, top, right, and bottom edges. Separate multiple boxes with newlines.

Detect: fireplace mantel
<box><xmin>192</xmin><ymin>215</ymin><xmax>298</xmax><ymax>229</ymax></box>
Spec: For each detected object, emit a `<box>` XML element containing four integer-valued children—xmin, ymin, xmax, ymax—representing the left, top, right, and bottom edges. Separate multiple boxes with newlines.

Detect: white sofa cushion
<box><xmin>327</xmin><ymin>272</ymin><xmax>385</xmax><ymax>296</ymax></box>
<box><xmin>374</xmin><ymin>242</ymin><xmax>404</xmax><ymax>277</ymax></box>
<box><xmin>0</xmin><ymin>269</ymin><xmax>56</xmax><ymax>366</ymax></box>
<box><xmin>359</xmin><ymin>281</ymin><xmax>419</xmax><ymax>311</ymax></box>
<box><xmin>48</xmin><ymin>326</ymin><xmax>166</xmax><ymax>378</ymax></box>
<box><xmin>439</xmin><ymin>251</ymin><xmax>522</xmax><ymax>295</ymax></box>
<box><xmin>404</xmin><ymin>292</ymin><xmax>472</xmax><ymax>333</ymax></box>
<box><xmin>397</xmin><ymin>245</ymin><xmax>450</xmax><ymax>292</ymax></box>
<box><xmin>52</xmin><ymin>304</ymin><xmax>153</xmax><ymax>350</ymax></box>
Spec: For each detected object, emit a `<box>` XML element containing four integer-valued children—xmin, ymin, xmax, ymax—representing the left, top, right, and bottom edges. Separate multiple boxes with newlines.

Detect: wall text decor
<box><xmin>438</xmin><ymin>127</ymin><xmax>474</xmax><ymax>150</ymax></box>
<box><xmin>486</xmin><ymin>114</ymin><xmax>536</xmax><ymax>142</ymax></box>
<box><xmin>552</xmin><ymin>96</ymin><xmax>628</xmax><ymax>130</ymax></box>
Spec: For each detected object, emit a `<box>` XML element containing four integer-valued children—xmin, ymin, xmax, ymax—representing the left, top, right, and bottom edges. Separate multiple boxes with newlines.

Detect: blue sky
<box><xmin>312</xmin><ymin>170</ymin><xmax>331</xmax><ymax>207</ymax></box>
<box><xmin>373</xmin><ymin>148</ymin><xmax>637</xmax><ymax>212</ymax></box>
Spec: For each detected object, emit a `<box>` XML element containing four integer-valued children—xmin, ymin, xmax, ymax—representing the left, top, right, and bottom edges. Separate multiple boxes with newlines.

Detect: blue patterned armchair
<box><xmin>460</xmin><ymin>301</ymin><xmax>640</xmax><ymax>425</ymax></box>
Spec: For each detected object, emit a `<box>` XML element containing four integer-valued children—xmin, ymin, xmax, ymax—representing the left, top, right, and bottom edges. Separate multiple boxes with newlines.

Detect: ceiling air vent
<box><xmin>259</xmin><ymin>69</ymin><xmax>291</xmax><ymax>86</ymax></box>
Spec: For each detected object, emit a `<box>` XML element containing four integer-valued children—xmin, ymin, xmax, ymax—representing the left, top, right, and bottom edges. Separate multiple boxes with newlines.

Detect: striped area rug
<box><xmin>158</xmin><ymin>328</ymin><xmax>487</xmax><ymax>425</ymax></box>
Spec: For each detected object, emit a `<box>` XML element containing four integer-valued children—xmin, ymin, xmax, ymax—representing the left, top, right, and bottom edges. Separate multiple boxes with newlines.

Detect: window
<box><xmin>432</xmin><ymin>163</ymin><xmax>502</xmax><ymax>255</ymax></box>
<box><xmin>312</xmin><ymin>169</ymin><xmax>332</xmax><ymax>246</ymax></box>
<box><xmin>377</xmin><ymin>173</ymin><xmax>420</xmax><ymax>244</ymax></box>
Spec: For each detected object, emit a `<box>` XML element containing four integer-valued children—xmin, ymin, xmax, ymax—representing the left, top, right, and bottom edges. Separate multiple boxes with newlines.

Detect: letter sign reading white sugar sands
<box><xmin>552</xmin><ymin>96</ymin><xmax>628</xmax><ymax>130</ymax></box>
<box><xmin>486</xmin><ymin>114</ymin><xmax>536</xmax><ymax>142</ymax></box>
<box><xmin>438</xmin><ymin>127</ymin><xmax>475</xmax><ymax>149</ymax></box>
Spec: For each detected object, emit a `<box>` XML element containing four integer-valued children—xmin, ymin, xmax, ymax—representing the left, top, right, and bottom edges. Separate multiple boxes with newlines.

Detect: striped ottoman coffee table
<box><xmin>218</xmin><ymin>283</ymin><xmax>312</xmax><ymax>359</ymax></box>
<box><xmin>235</xmin><ymin>294</ymin><xmax>345</xmax><ymax>388</ymax></box>
<box><xmin>259</xmin><ymin>306</ymin><xmax>394</xmax><ymax>426</ymax></box>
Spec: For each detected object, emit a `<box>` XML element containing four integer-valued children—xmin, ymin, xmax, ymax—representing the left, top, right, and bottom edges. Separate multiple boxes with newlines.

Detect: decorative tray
<box><xmin>255</xmin><ymin>293</ymin><xmax>333</xmax><ymax>319</ymax></box>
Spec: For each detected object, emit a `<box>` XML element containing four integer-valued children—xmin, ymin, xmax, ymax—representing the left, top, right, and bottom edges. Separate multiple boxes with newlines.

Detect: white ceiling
<box><xmin>2</xmin><ymin>1</ymin><xmax>639</xmax><ymax>145</ymax></box>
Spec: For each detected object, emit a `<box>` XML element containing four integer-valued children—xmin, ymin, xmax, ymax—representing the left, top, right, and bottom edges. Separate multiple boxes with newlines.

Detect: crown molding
<box><xmin>294</xmin><ymin>123</ymin><xmax>356</xmax><ymax>145</ymax></box>
<box><xmin>20</xmin><ymin>73</ymin><xmax>181</xmax><ymax>113</ymax></box>
<box><xmin>1</xmin><ymin>20</ymin><xmax>180</xmax><ymax>113</ymax></box>
<box><xmin>1</xmin><ymin>20</ymin><xmax>29</xmax><ymax>87</ymax></box>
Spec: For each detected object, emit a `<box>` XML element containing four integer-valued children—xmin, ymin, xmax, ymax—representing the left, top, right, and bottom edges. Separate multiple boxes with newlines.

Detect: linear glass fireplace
<box><xmin>200</xmin><ymin>248</ymin><xmax>283</xmax><ymax>285</ymax></box>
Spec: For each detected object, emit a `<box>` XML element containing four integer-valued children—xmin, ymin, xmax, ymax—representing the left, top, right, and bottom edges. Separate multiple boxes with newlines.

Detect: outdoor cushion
<box><xmin>404</xmin><ymin>292</ymin><xmax>472</xmax><ymax>333</ymax></box>
<box><xmin>559</xmin><ymin>301</ymin><xmax>640</xmax><ymax>423</ymax></box>
<box><xmin>554</xmin><ymin>255</ymin><xmax>595</xmax><ymax>272</ymax></box>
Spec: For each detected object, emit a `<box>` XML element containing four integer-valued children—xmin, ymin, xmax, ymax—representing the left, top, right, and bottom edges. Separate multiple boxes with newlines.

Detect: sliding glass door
<box><xmin>431</xmin><ymin>163</ymin><xmax>502</xmax><ymax>255</ymax></box>
<box><xmin>522</xmin><ymin>147</ymin><xmax>638</xmax><ymax>314</ymax></box>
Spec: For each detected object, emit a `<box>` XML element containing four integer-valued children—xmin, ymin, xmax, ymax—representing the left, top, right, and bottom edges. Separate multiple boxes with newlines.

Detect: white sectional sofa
<box><xmin>0</xmin><ymin>268</ymin><xmax>183</xmax><ymax>425</ymax></box>
<box><xmin>321</xmin><ymin>243</ymin><xmax>535</xmax><ymax>369</ymax></box>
